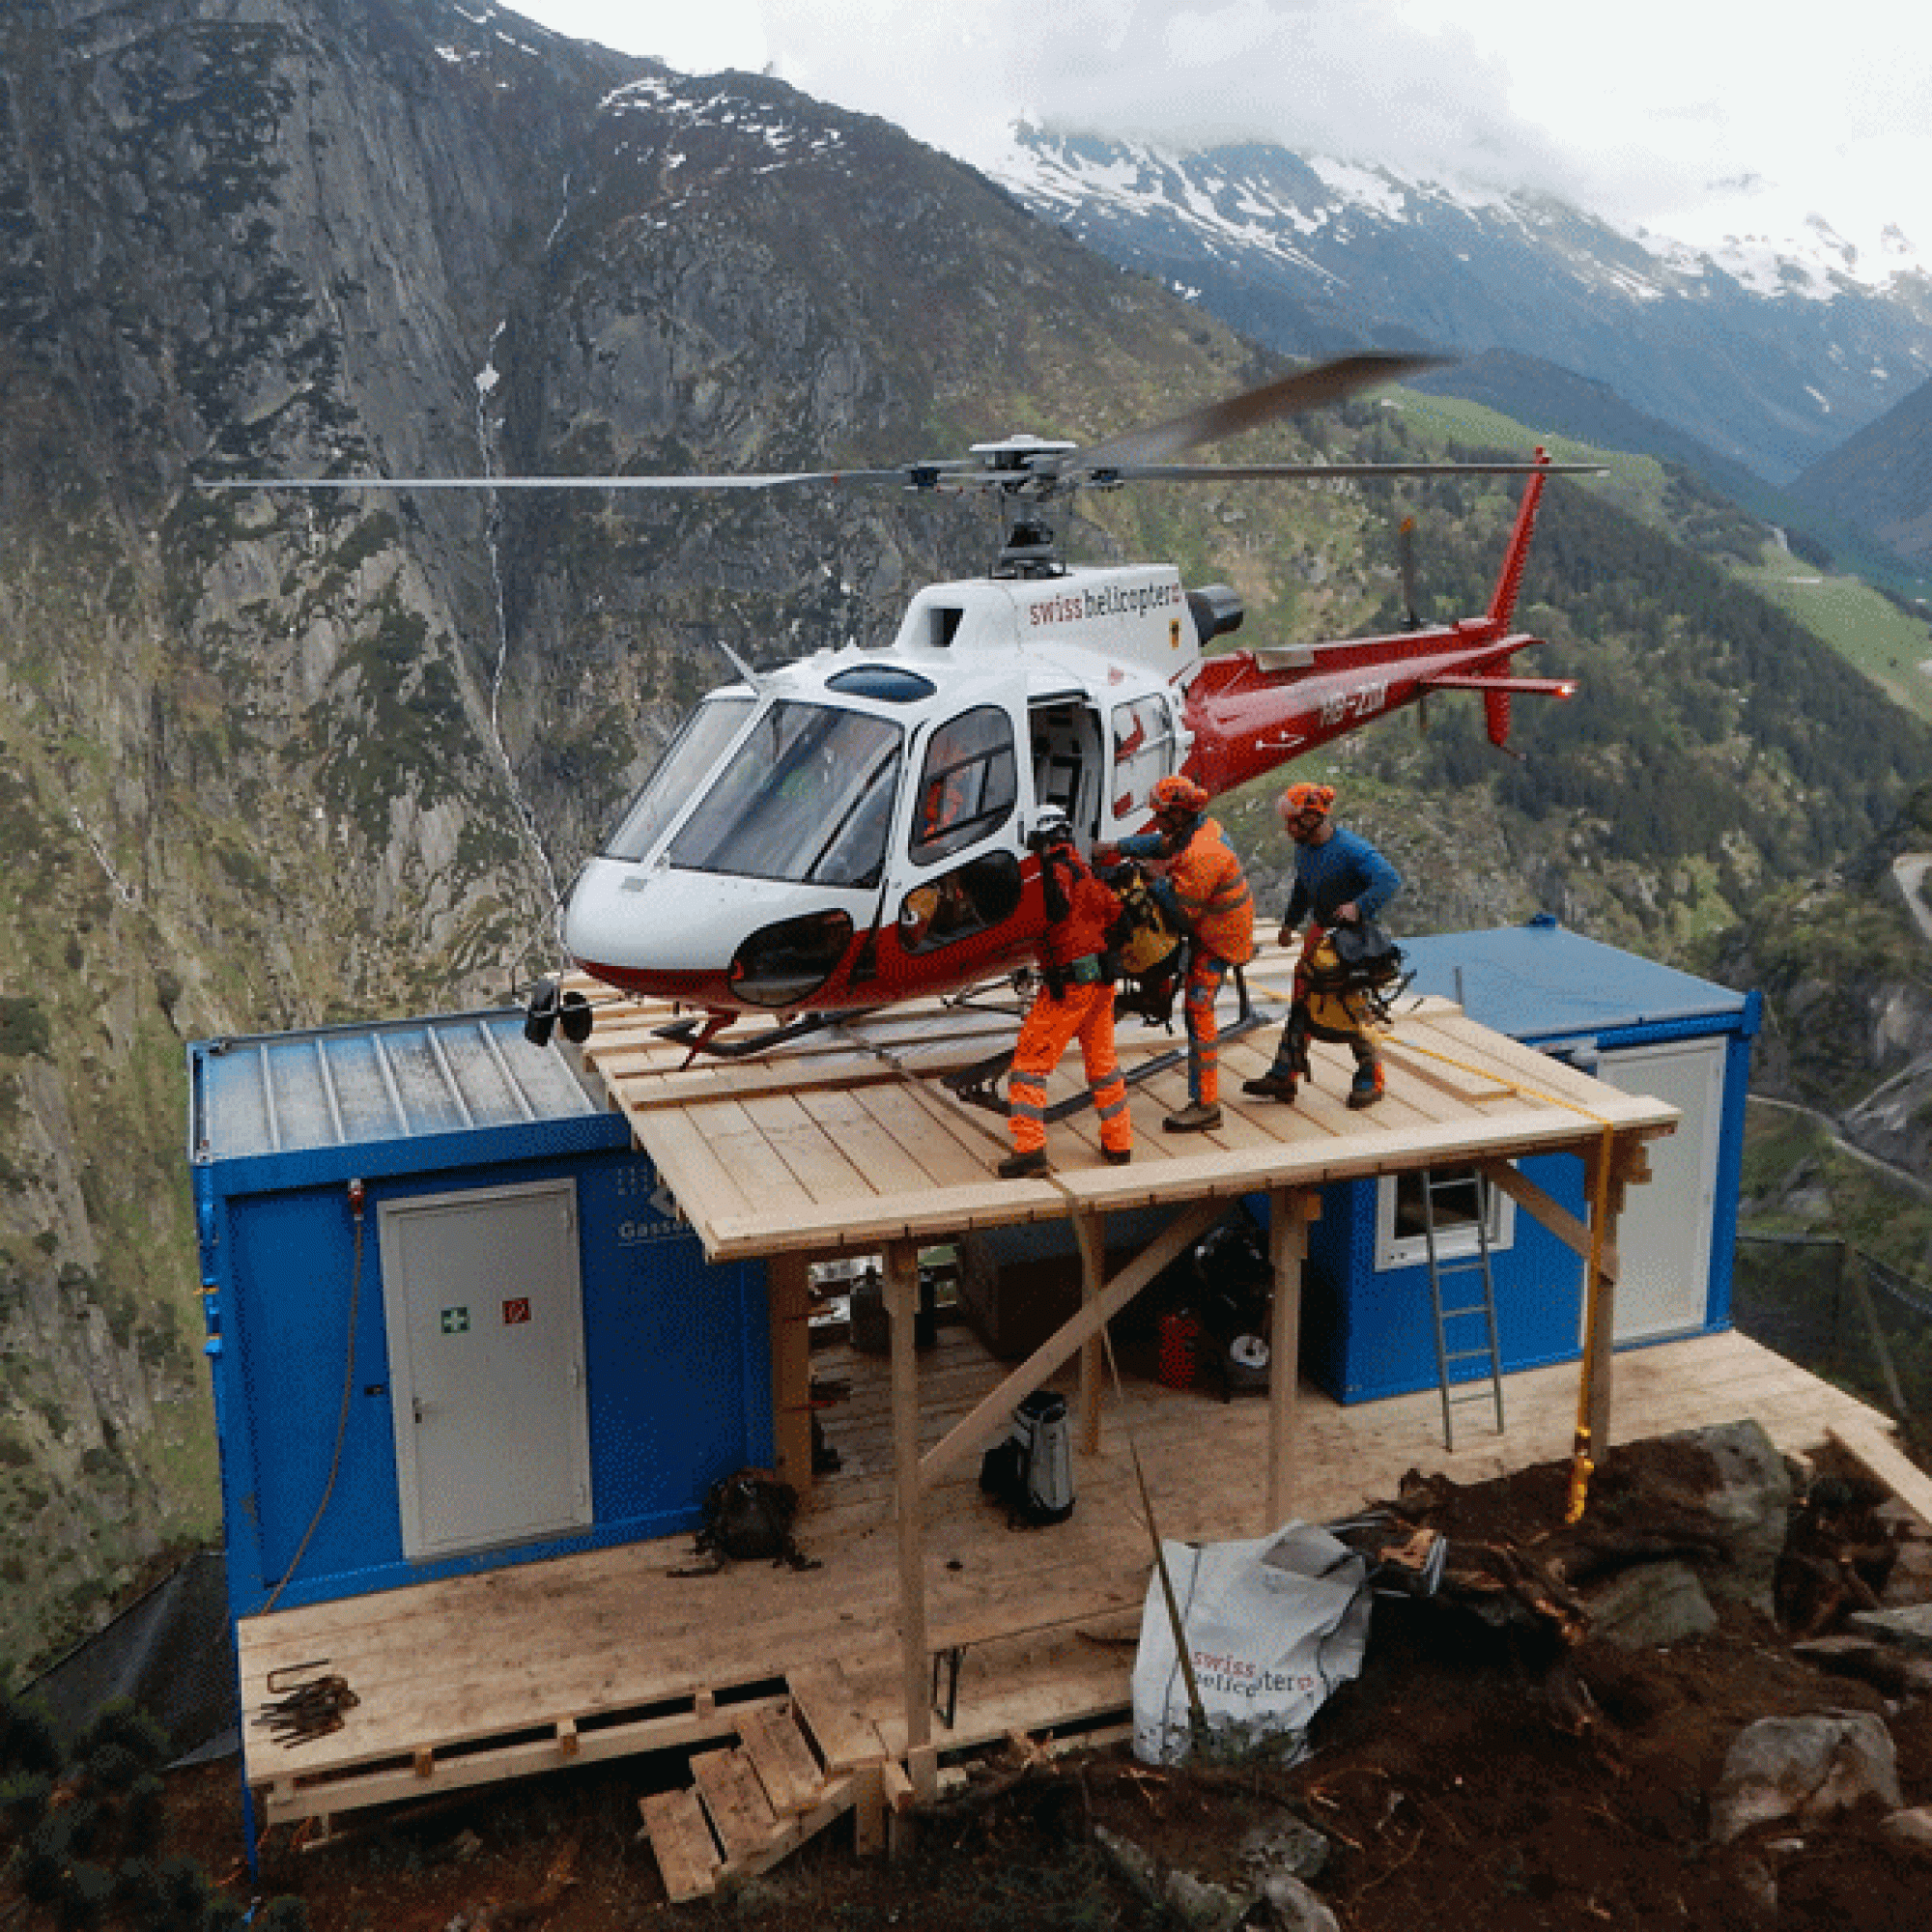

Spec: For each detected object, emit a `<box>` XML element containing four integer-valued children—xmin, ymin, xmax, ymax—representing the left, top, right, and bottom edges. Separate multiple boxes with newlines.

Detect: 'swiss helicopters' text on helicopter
<box><xmin>217</xmin><ymin>352</ymin><xmax>1588</xmax><ymax>1057</ymax></box>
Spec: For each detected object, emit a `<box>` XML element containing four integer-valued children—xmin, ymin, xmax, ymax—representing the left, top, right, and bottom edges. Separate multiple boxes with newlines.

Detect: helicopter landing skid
<box><xmin>941</xmin><ymin>1049</ymin><xmax>1015</xmax><ymax>1116</ymax></box>
<box><xmin>653</xmin><ymin>1009</ymin><xmax>885</xmax><ymax>1064</ymax></box>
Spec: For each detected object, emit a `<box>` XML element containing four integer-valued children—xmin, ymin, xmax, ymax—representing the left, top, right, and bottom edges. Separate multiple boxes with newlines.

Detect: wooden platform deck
<box><xmin>237</xmin><ymin>1321</ymin><xmax>1895</xmax><ymax>1832</ymax></box>
<box><xmin>570</xmin><ymin>954</ymin><xmax>1680</xmax><ymax>1262</ymax></box>
<box><xmin>233</xmin><ymin>959</ymin><xmax>1876</xmax><ymax>1864</ymax></box>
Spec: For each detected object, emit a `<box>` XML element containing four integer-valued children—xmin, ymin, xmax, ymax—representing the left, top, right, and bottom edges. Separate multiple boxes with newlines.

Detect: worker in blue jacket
<box><xmin>1244</xmin><ymin>781</ymin><xmax>1402</xmax><ymax>1109</ymax></box>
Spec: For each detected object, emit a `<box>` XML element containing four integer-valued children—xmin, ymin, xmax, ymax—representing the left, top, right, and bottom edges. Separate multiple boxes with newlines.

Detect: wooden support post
<box><xmin>1073</xmin><ymin>1209</ymin><xmax>1106</xmax><ymax>1458</ymax></box>
<box><xmin>885</xmin><ymin>1237</ymin><xmax>931</xmax><ymax>1757</ymax></box>
<box><xmin>852</xmin><ymin>1762</ymin><xmax>887</xmax><ymax>1859</ymax></box>
<box><xmin>767</xmin><ymin>1250</ymin><xmax>816</xmax><ymax>1493</ymax></box>
<box><xmin>1265</xmin><ymin>1188</ymin><xmax>1313</xmax><ymax>1532</ymax></box>
<box><xmin>1578</xmin><ymin>1133</ymin><xmax>1644</xmax><ymax>1457</ymax></box>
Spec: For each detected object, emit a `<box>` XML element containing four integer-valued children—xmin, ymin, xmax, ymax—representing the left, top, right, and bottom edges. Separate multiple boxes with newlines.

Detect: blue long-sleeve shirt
<box><xmin>1283</xmin><ymin>826</ymin><xmax>1401</xmax><ymax>928</ymax></box>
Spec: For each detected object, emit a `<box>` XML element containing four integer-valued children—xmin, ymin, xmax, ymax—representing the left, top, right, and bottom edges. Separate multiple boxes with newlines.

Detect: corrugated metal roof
<box><xmin>1400</xmin><ymin>917</ymin><xmax>1748</xmax><ymax>1044</ymax></box>
<box><xmin>190</xmin><ymin>1009</ymin><xmax>602</xmax><ymax>1163</ymax></box>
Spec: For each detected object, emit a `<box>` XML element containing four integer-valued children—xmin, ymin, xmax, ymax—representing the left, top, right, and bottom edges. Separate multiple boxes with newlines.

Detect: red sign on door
<box><xmin>502</xmin><ymin>1297</ymin><xmax>531</xmax><ymax>1326</ymax></box>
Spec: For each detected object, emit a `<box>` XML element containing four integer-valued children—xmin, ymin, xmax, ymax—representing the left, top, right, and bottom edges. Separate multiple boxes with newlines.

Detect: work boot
<box><xmin>1162</xmin><ymin>1101</ymin><xmax>1222</xmax><ymax>1133</ymax></box>
<box><xmin>1347</xmin><ymin>1063</ymin><xmax>1385</xmax><ymax>1110</ymax></box>
<box><xmin>1241</xmin><ymin>1072</ymin><xmax>1298</xmax><ymax>1102</ymax></box>
<box><xmin>1102</xmin><ymin>1146</ymin><xmax>1133</xmax><ymax>1166</ymax></box>
<box><xmin>998</xmin><ymin>1148</ymin><xmax>1050</xmax><ymax>1179</ymax></box>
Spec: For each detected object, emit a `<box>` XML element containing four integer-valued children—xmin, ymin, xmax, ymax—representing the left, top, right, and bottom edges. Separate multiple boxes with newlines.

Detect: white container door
<box><xmin>380</xmin><ymin>1179</ymin><xmax>592</xmax><ymax>1559</ymax></box>
<box><xmin>1594</xmin><ymin>1039</ymin><xmax>1723</xmax><ymax>1344</ymax></box>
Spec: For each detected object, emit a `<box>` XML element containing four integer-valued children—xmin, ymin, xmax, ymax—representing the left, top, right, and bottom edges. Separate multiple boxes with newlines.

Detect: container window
<box><xmin>1375</xmin><ymin>1165</ymin><xmax>1516</xmax><ymax>1272</ymax></box>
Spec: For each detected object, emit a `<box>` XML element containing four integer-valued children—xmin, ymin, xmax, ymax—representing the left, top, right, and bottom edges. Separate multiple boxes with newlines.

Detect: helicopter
<box><xmin>213</xmin><ymin>351</ymin><xmax>1585</xmax><ymax>1053</ymax></box>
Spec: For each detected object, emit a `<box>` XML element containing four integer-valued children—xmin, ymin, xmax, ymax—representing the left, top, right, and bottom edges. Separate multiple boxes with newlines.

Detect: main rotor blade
<box><xmin>1104</xmin><ymin>460</ymin><xmax>1602</xmax><ymax>482</ymax></box>
<box><xmin>1070</xmin><ymin>351</ymin><xmax>1447</xmax><ymax>474</ymax></box>
<box><xmin>198</xmin><ymin>468</ymin><xmax>918</xmax><ymax>493</ymax></box>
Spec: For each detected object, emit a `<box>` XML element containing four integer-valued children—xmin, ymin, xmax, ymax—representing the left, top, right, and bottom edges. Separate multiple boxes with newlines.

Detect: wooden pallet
<box><xmin>639</xmin><ymin>1662</ymin><xmax>891</xmax><ymax>1902</ymax></box>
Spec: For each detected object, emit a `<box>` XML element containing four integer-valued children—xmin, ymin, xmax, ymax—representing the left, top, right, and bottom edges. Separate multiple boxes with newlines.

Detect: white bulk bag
<box><xmin>1132</xmin><ymin>1522</ymin><xmax>1372</xmax><ymax>1767</ymax></box>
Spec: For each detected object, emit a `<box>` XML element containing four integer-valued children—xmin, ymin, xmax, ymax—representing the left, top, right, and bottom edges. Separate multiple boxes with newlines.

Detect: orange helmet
<box><xmin>1280</xmin><ymin>781</ymin><xmax>1335</xmax><ymax>820</ymax></box>
<box><xmin>1151</xmin><ymin>775</ymin><xmax>1208</xmax><ymax>816</ymax></box>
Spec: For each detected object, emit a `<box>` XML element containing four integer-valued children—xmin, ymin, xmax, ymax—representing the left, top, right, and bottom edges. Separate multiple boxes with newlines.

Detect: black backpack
<box><xmin>690</xmin><ymin>1469</ymin><xmax>818</xmax><ymax>1570</ymax></box>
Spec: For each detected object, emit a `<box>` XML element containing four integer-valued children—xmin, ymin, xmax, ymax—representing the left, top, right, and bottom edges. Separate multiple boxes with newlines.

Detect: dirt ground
<box><xmin>13</xmin><ymin>1434</ymin><xmax>1932</xmax><ymax>1931</ymax></box>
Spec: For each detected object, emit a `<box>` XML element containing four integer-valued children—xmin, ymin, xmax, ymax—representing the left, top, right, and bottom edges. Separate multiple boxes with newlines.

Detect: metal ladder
<box><xmin>1420</xmin><ymin>1170</ymin><xmax>1506</xmax><ymax>1450</ymax></box>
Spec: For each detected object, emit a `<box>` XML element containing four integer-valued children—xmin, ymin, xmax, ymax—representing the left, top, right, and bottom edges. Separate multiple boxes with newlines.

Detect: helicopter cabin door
<box><xmin>897</xmin><ymin>700</ymin><xmax>1026</xmax><ymax>954</ymax></box>
<box><xmin>1028</xmin><ymin>699</ymin><xmax>1104</xmax><ymax>841</ymax></box>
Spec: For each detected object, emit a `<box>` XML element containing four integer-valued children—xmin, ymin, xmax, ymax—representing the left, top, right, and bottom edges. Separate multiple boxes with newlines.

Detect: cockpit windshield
<box><xmin>666</xmin><ymin>699</ymin><xmax>903</xmax><ymax>888</ymax></box>
<box><xmin>602</xmin><ymin>695</ymin><xmax>756</xmax><ymax>864</ymax></box>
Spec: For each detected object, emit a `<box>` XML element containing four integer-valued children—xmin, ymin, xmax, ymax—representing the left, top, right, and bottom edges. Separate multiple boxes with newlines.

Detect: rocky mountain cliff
<box><xmin>4</xmin><ymin>0</ymin><xmax>1931</xmax><ymax>1674</ymax></box>
<box><xmin>0</xmin><ymin>0</ymin><xmax>1382</xmax><ymax>1670</ymax></box>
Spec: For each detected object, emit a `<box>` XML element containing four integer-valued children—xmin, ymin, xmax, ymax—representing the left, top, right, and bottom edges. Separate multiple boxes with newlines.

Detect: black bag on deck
<box><xmin>694</xmin><ymin>1468</ymin><xmax>816</xmax><ymax>1569</ymax></box>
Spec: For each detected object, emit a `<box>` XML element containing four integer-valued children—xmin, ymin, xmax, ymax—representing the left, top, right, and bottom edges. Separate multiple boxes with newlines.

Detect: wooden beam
<box><xmin>767</xmin><ymin>1251</ymin><xmax>816</xmax><ymax>1493</ymax></box>
<box><xmin>1476</xmin><ymin>1159</ymin><xmax>1618</xmax><ymax>1281</ymax></box>
<box><xmin>918</xmin><ymin>1196</ymin><xmax>1227</xmax><ymax>1492</ymax></box>
<box><xmin>1828</xmin><ymin>1418</ymin><xmax>1932</xmax><ymax>1527</ymax></box>
<box><xmin>886</xmin><ymin>1238</ymin><xmax>930</xmax><ymax>1755</ymax></box>
<box><xmin>1578</xmin><ymin>1132</ymin><xmax>1640</xmax><ymax>1456</ymax></box>
<box><xmin>1265</xmin><ymin>1189</ymin><xmax>1314</xmax><ymax>1530</ymax></box>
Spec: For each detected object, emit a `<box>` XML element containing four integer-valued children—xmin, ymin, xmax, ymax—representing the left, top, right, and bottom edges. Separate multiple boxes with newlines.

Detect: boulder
<box><xmin>1710</xmin><ymin>1711</ymin><xmax>1901</xmax><ymax>1843</ymax></box>
<box><xmin>1584</xmin><ymin>1559</ymin><xmax>1718</xmax><ymax>1649</ymax></box>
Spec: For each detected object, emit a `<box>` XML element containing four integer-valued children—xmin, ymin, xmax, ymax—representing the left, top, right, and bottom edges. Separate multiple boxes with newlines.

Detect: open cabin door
<box><xmin>1029</xmin><ymin>697</ymin><xmax>1105</xmax><ymax>841</ymax></box>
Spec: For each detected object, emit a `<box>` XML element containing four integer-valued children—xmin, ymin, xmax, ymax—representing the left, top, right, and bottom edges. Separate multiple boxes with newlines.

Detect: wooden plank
<box><xmin>1828</xmin><ymin>1418</ymin><xmax>1932</xmax><ymax>1527</ymax></box>
<box><xmin>625</xmin><ymin>1106</ymin><xmax>761</xmax><ymax>1225</ymax></box>
<box><xmin>790</xmin><ymin>1662</ymin><xmax>888</xmax><ymax>1773</ymax></box>
<box><xmin>639</xmin><ymin>1786</ymin><xmax>723</xmax><ymax>1903</ymax></box>
<box><xmin>738</xmin><ymin>1705</ymin><xmax>824</xmax><ymax>1817</ymax></box>
<box><xmin>769</xmin><ymin>1253</ymin><xmax>815</xmax><ymax>1492</ymax></box>
<box><xmin>795</xmin><ymin>1085</ymin><xmax>944</xmax><ymax>1197</ymax></box>
<box><xmin>713</xmin><ymin>1775</ymin><xmax>861</xmax><ymax>1887</ymax></box>
<box><xmin>1479</xmin><ymin>1158</ymin><xmax>1619</xmax><ymax>1280</ymax></box>
<box><xmin>888</xmin><ymin>1239</ymin><xmax>931</xmax><ymax>1755</ymax></box>
<box><xmin>683</xmin><ymin>1098</ymin><xmax>823</xmax><ymax>1215</ymax></box>
<box><xmin>1379</xmin><ymin>1033</ymin><xmax>1516</xmax><ymax>1102</ymax></box>
<box><xmin>848</xmin><ymin>1080</ymin><xmax>1006</xmax><ymax>1189</ymax></box>
<box><xmin>739</xmin><ymin>1090</ymin><xmax>876</xmax><ymax>1201</ymax></box>
<box><xmin>690</xmin><ymin>1746</ymin><xmax>781</xmax><ymax>1862</ymax></box>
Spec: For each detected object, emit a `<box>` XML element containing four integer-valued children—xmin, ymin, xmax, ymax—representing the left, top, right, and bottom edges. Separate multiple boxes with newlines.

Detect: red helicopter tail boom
<box><xmin>1180</xmin><ymin>456</ymin><xmax>1570</xmax><ymax>795</ymax></box>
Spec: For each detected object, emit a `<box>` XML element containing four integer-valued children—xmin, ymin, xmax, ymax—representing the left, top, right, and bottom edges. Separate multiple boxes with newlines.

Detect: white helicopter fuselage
<box><xmin>562</xmin><ymin>563</ymin><xmax>1211</xmax><ymax>1016</ymax></box>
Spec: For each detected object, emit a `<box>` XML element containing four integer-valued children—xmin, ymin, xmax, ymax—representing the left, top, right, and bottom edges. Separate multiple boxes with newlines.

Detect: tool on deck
<box><xmin>254</xmin><ymin>1661</ymin><xmax>359</xmax><ymax>1747</ymax></box>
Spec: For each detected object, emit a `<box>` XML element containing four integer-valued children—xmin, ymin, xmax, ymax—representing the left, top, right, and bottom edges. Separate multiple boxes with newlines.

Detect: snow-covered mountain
<box><xmin>982</xmin><ymin>130</ymin><xmax>1932</xmax><ymax>489</ymax></box>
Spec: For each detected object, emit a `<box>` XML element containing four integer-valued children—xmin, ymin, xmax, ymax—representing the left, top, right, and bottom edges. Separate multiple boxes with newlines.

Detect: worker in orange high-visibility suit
<box><xmin>1097</xmin><ymin>776</ymin><xmax>1254</xmax><ymax>1134</ymax></box>
<box><xmin>1000</xmin><ymin>811</ymin><xmax>1134</xmax><ymax>1179</ymax></box>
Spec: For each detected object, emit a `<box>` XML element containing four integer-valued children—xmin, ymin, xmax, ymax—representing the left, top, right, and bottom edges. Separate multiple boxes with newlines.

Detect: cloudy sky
<box><xmin>496</xmin><ymin>0</ymin><xmax>1930</xmax><ymax>260</ymax></box>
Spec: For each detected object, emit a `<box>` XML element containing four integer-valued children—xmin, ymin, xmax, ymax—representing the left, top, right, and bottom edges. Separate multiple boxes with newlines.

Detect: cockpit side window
<box><xmin>910</xmin><ymin>705</ymin><xmax>1017</xmax><ymax>867</ymax></box>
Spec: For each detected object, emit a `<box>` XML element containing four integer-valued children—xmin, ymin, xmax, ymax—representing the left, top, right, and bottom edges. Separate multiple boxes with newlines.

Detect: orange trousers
<box><xmin>1008</xmin><ymin>980</ymin><xmax>1132</xmax><ymax>1156</ymax></box>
